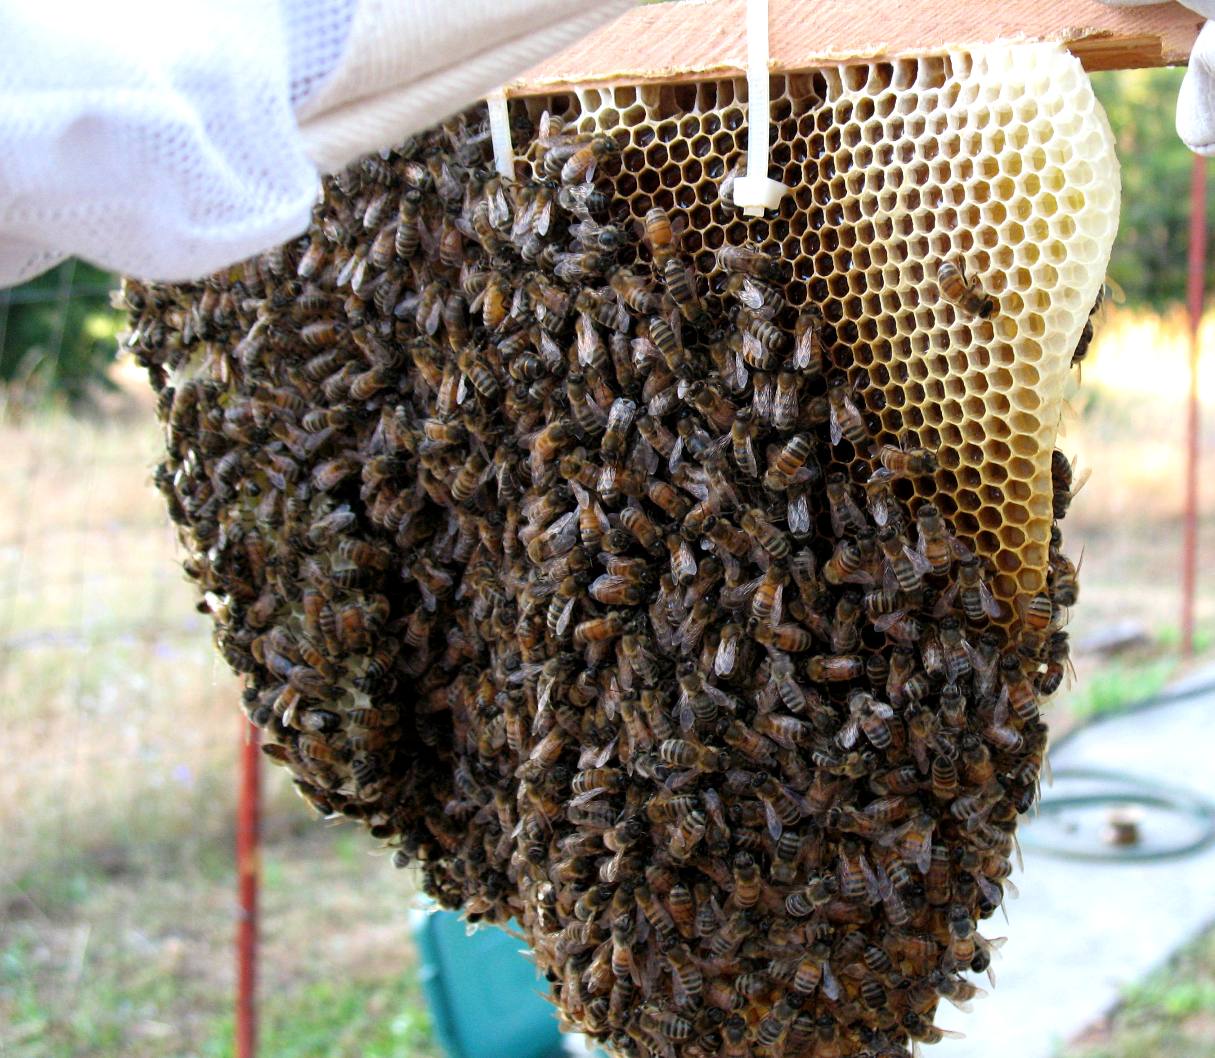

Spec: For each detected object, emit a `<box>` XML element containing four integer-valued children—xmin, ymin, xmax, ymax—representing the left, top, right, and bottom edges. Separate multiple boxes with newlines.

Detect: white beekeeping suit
<box><xmin>0</xmin><ymin>0</ymin><xmax>631</xmax><ymax>286</ymax></box>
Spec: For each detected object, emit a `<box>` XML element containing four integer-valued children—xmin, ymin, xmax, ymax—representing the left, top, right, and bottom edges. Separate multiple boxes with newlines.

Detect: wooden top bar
<box><xmin>507</xmin><ymin>0</ymin><xmax>1200</xmax><ymax>95</ymax></box>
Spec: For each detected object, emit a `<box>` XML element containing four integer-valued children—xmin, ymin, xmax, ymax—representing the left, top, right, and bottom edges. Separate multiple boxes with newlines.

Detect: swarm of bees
<box><xmin>121</xmin><ymin>94</ymin><xmax>1088</xmax><ymax>1058</ymax></box>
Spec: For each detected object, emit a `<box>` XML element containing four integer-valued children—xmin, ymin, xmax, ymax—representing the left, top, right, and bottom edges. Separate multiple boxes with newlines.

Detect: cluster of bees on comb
<box><xmin>121</xmin><ymin>99</ymin><xmax>1086</xmax><ymax>1058</ymax></box>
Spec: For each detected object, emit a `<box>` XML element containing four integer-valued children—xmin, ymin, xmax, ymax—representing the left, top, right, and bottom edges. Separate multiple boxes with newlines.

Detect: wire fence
<box><xmin>0</xmin><ymin>271</ymin><xmax>431</xmax><ymax>1058</ymax></box>
<box><xmin>0</xmin><ymin>273</ymin><xmax>242</xmax><ymax>884</ymax></box>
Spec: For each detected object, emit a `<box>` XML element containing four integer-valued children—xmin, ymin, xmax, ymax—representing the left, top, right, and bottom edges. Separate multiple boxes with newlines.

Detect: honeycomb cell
<box><xmin>522</xmin><ymin>43</ymin><xmax>1117</xmax><ymax>621</ymax></box>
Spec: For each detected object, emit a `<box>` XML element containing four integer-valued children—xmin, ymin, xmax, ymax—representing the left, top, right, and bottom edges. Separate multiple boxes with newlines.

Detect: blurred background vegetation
<box><xmin>0</xmin><ymin>65</ymin><xmax>1213</xmax><ymax>1058</ymax></box>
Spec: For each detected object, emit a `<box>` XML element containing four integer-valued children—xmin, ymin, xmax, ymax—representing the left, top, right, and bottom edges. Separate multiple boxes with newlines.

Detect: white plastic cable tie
<box><xmin>487</xmin><ymin>89</ymin><xmax>515</xmax><ymax>181</ymax></box>
<box><xmin>733</xmin><ymin>0</ymin><xmax>790</xmax><ymax>217</ymax></box>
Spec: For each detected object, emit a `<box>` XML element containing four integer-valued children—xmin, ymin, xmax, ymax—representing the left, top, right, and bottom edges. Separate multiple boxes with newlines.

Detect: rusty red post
<box><xmin>236</xmin><ymin>719</ymin><xmax>261</xmax><ymax>1058</ymax></box>
<box><xmin>1182</xmin><ymin>153</ymin><xmax>1207</xmax><ymax>658</ymax></box>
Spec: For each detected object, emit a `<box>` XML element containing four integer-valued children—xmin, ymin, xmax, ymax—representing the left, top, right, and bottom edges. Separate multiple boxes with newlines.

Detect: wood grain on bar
<box><xmin>507</xmin><ymin>0</ymin><xmax>1201</xmax><ymax>95</ymax></box>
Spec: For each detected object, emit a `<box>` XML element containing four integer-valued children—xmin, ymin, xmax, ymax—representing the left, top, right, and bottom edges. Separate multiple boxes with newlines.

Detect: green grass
<box><xmin>202</xmin><ymin>976</ymin><xmax>435</xmax><ymax>1058</ymax></box>
<box><xmin>2</xmin><ymin>932</ymin><xmax>434</xmax><ymax>1058</ymax></box>
<box><xmin>0</xmin><ymin>819</ymin><xmax>434</xmax><ymax>1058</ymax></box>
<box><xmin>1064</xmin><ymin>656</ymin><xmax>1179</xmax><ymax>724</ymax></box>
<box><xmin>1064</xmin><ymin>926</ymin><xmax>1215</xmax><ymax>1058</ymax></box>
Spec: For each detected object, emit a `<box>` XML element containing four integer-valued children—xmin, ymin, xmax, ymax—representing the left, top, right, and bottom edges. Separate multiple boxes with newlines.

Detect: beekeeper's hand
<box><xmin>1103</xmin><ymin>1</ymin><xmax>1215</xmax><ymax>153</ymax></box>
<box><xmin>0</xmin><ymin>0</ymin><xmax>631</xmax><ymax>287</ymax></box>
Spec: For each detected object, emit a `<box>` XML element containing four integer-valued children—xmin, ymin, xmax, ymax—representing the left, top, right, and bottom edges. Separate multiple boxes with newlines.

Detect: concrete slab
<box><xmin>932</xmin><ymin>662</ymin><xmax>1215</xmax><ymax>1058</ymax></box>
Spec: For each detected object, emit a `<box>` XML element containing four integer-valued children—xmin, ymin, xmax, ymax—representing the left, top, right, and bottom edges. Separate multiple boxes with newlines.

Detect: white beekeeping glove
<box><xmin>1103</xmin><ymin>0</ymin><xmax>1215</xmax><ymax>154</ymax></box>
<box><xmin>0</xmin><ymin>0</ymin><xmax>630</xmax><ymax>287</ymax></box>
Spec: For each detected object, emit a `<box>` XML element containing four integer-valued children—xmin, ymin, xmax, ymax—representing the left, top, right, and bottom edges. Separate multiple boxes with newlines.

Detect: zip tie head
<box><xmin>732</xmin><ymin>173</ymin><xmax>790</xmax><ymax>217</ymax></box>
<box><xmin>487</xmin><ymin>89</ymin><xmax>515</xmax><ymax>181</ymax></box>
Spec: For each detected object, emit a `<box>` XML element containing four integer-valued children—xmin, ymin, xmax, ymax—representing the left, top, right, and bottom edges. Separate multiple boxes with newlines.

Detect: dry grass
<box><xmin>0</xmin><ymin>377</ymin><xmax>436</xmax><ymax>1057</ymax></box>
<box><xmin>0</xmin><ymin>308</ymin><xmax>1211</xmax><ymax>1056</ymax></box>
<box><xmin>0</xmin><ymin>390</ymin><xmax>246</xmax><ymax>888</ymax></box>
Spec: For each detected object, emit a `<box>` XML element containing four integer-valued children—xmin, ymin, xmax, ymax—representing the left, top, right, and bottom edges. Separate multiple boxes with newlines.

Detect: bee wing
<box><xmin>820</xmin><ymin>959</ymin><xmax>842</xmax><ymax>1001</ymax></box>
<box><xmin>774</xmin><ymin>390</ymin><xmax>797</xmax><ymax>429</ymax></box>
<box><xmin>836</xmin><ymin>717</ymin><xmax>862</xmax><ymax>750</ymax></box>
<box><xmin>487</xmin><ymin>184</ymin><xmax>511</xmax><ymax>229</ymax></box>
<box><xmin>903</xmin><ymin>544</ymin><xmax>934</xmax><ymax>576</ymax></box>
<box><xmin>763</xmin><ymin>800</ymin><xmax>784</xmax><ymax>841</ymax></box>
<box><xmin>872</xmin><ymin>859</ymin><xmax>895</xmax><ymax>901</ymax></box>
<box><xmin>829</xmin><ymin>506</ymin><xmax>845</xmax><ymax>539</ymax></box>
<box><xmin>829</xmin><ymin>405</ymin><xmax>843</xmax><ymax>446</ymax></box>
<box><xmin>576</xmin><ymin>312</ymin><xmax>603</xmax><ymax>367</ymax></box>
<box><xmin>943</xmin><ymin>991</ymin><xmax>974</xmax><ymax>1012</ymax></box>
<box><xmin>769</xmin><ymin>584</ymin><xmax>784</xmax><ymax>627</ymax></box>
<box><xmin>667</xmin><ymin>436</ymin><xmax>684</xmax><ymax>474</ymax></box>
<box><xmin>554</xmin><ymin>596</ymin><xmax>577</xmax><ymax>638</ymax></box>
<box><xmin>568</xmin><ymin>787</ymin><xmax>609</xmax><ymax>808</ymax></box>
<box><xmin>737</xmin><ymin>277</ymin><xmax>767</xmax><ymax>311</ymax></box>
<box><xmin>727</xmin><ymin>347</ymin><xmax>749</xmax><ymax>392</ymax></box>
<box><xmin>793</xmin><ymin>320</ymin><xmax>821</xmax><ymax>372</ymax></box>
<box><xmin>787</xmin><ymin>490</ymin><xmax>810</xmax><ymax>535</ymax></box>
<box><xmin>535</xmin><ymin>194</ymin><xmax>554</xmax><ymax>237</ymax></box>
<box><xmin>950</xmin><ymin>536</ymin><xmax>975</xmax><ymax>561</ymax></box>
<box><xmin>629</xmin><ymin>437</ymin><xmax>659</xmax><ymax>476</ymax></box>
<box><xmin>978</xmin><ymin>579</ymin><xmax>1005</xmax><ymax>619</ymax></box>
<box><xmin>422</xmin><ymin>297</ymin><xmax>444</xmax><ymax>337</ymax></box>
<box><xmin>934</xmin><ymin>582</ymin><xmax>960</xmax><ymax>618</ymax></box>
<box><xmin>741</xmin><ymin>329</ymin><xmax>769</xmax><ymax>370</ymax></box>
<box><xmin>630</xmin><ymin>335</ymin><xmax>658</xmax><ymax>367</ymax></box>
<box><xmin>857</xmin><ymin>853</ymin><xmax>882</xmax><ymax>904</ymax></box>
<box><xmin>718</xmin><ymin>162</ymin><xmax>744</xmax><ymax>207</ymax></box>
<box><xmin>511</xmin><ymin>195</ymin><xmax>536</xmax><ymax>240</ymax></box>
<box><xmin>876</xmin><ymin>815</ymin><xmax>913</xmax><ymax>849</ymax></box>
<box><xmin>869</xmin><ymin>491</ymin><xmax>891</xmax><ymax>528</ymax></box>
<box><xmin>993</xmin><ymin>683</ymin><xmax>1011</xmax><ymax>724</ymax></box>
<box><xmin>417</xmin><ymin>215</ymin><xmax>440</xmax><ymax>259</ymax></box>
<box><xmin>715</xmin><ymin>636</ymin><xmax>738</xmax><ymax>677</ymax></box>
<box><xmin>870</xmin><ymin>610</ymin><xmax>907</xmax><ymax>635</ymax></box>
<box><xmin>913</xmin><ymin>826</ymin><xmax>934</xmax><ymax>874</ymax></box>
<box><xmin>667</xmin><ymin>768</ymin><xmax>700</xmax><ymax>792</ymax></box>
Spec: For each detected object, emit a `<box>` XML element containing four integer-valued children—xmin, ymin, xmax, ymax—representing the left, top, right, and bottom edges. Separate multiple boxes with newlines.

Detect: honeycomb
<box><xmin>121</xmin><ymin>38</ymin><xmax>1116</xmax><ymax>1058</ymax></box>
<box><xmin>514</xmin><ymin>42</ymin><xmax>1117</xmax><ymax>611</ymax></box>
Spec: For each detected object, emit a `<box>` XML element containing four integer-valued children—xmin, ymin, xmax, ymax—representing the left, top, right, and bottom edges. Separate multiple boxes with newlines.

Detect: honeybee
<box><xmin>878</xmin><ymin>526</ymin><xmax>932</xmax><ymax>592</ymax></box>
<box><xmin>596</xmin><ymin>397</ymin><xmax>637</xmax><ymax>465</ymax></box>
<box><xmin>827</xmin><ymin>372</ymin><xmax>869</xmax><ymax>449</ymax></box>
<box><xmin>871</xmin><ymin>441</ymin><xmax>938</xmax><ymax>483</ymax></box>
<box><xmin>823</xmin><ymin>535</ymin><xmax>877</xmax><ymax>588</ymax></box>
<box><xmin>662</xmin><ymin>259</ymin><xmax>708</xmax><ymax>326</ymax></box>
<box><xmin>937</xmin><ymin>257</ymin><xmax>995</xmax><ymax>318</ymax></box>
<box><xmin>764</xmin><ymin>433</ymin><xmax>817</xmax><ymax>491</ymax></box>
<box><xmin>1071</xmin><ymin>283</ymin><xmax>1109</xmax><ymax>378</ymax></box>
<box><xmin>1018</xmin><ymin>591</ymin><xmax>1053</xmax><ymax>632</ymax></box>
<box><xmin>561</xmin><ymin>134</ymin><xmax>620</xmax><ymax>184</ymax></box>
<box><xmin>1051</xmin><ymin>448</ymin><xmax>1090</xmax><ymax>521</ymax></box>
<box><xmin>574</xmin><ymin>288</ymin><xmax>630</xmax><ymax>333</ymax></box>
<box><xmin>1039</xmin><ymin>631</ymin><xmax>1075</xmax><ymax>696</ymax></box>
<box><xmin>659</xmin><ymin>738</ymin><xmax>728</xmax><ymax>772</ymax></box>
<box><xmin>825</xmin><ymin>472</ymin><xmax>866</xmax><ymax>537</ymax></box>
<box><xmin>750</xmin><ymin>563</ymin><xmax>787</xmax><ymax>626</ymax></box>
<box><xmin>793</xmin><ymin>307</ymin><xmax>825</xmax><ymax>376</ymax></box>
<box><xmin>733</xmin><ymin>308</ymin><xmax>782</xmax><ymax>354</ymax></box>
<box><xmin>740</xmin><ymin>507</ymin><xmax>790</xmax><ymax>560</ymax></box>
<box><xmin>1000</xmin><ymin>654</ymin><xmax>1038</xmax><ymax>723</ymax></box>
<box><xmin>718</xmin><ymin>243</ymin><xmax>790</xmax><ymax>282</ymax></box>
<box><xmin>807</xmin><ymin>653</ymin><xmax>864</xmax><ymax>683</ymax></box>
<box><xmin>727</xmin><ymin>410</ymin><xmax>759</xmax><ymax>478</ymax></box>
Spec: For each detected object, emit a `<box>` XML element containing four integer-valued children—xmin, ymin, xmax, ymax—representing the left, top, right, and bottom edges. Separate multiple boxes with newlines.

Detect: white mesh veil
<box><xmin>0</xmin><ymin>0</ymin><xmax>630</xmax><ymax>286</ymax></box>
